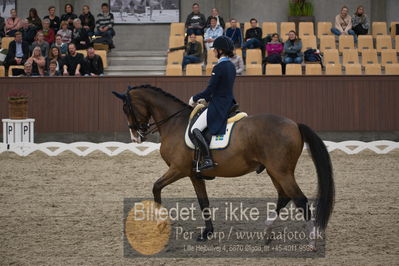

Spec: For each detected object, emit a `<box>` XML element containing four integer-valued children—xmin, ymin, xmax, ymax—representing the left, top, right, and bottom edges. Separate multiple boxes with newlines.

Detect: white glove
<box><xmin>188</xmin><ymin>96</ymin><xmax>195</xmax><ymax>107</ymax></box>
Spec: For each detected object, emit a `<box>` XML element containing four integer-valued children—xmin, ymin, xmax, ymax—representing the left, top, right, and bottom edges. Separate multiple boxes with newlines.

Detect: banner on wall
<box><xmin>0</xmin><ymin>0</ymin><xmax>16</xmax><ymax>18</ymax></box>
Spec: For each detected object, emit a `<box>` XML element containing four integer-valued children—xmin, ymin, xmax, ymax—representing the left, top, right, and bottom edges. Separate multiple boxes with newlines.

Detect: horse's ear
<box><xmin>112</xmin><ymin>91</ymin><xmax>126</xmax><ymax>101</ymax></box>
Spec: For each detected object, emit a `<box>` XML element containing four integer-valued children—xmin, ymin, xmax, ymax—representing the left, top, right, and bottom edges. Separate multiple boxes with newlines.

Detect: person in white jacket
<box><xmin>204</xmin><ymin>17</ymin><xmax>223</xmax><ymax>51</ymax></box>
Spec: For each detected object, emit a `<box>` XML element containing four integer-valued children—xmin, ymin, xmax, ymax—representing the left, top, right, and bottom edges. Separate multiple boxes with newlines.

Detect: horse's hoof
<box><xmin>196</xmin><ymin>229</ymin><xmax>213</xmax><ymax>242</ymax></box>
<box><xmin>256</xmin><ymin>165</ymin><xmax>266</xmax><ymax>174</ymax></box>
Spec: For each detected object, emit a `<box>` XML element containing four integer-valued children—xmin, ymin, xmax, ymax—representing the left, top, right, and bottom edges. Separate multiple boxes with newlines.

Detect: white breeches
<box><xmin>191</xmin><ymin>108</ymin><xmax>208</xmax><ymax>133</ymax></box>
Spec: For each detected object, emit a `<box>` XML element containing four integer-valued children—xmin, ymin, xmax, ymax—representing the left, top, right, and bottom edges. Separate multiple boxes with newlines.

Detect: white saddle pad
<box><xmin>185</xmin><ymin>122</ymin><xmax>236</xmax><ymax>150</ymax></box>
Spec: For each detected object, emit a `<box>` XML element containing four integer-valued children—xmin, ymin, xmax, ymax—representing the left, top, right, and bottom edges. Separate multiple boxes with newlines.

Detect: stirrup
<box><xmin>197</xmin><ymin>158</ymin><xmax>215</xmax><ymax>171</ymax></box>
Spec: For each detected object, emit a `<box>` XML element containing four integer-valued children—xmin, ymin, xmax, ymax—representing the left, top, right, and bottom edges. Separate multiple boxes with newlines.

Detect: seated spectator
<box><xmin>46</xmin><ymin>46</ymin><xmax>63</xmax><ymax>72</ymax></box>
<box><xmin>205</xmin><ymin>8</ymin><xmax>225</xmax><ymax>29</ymax></box>
<box><xmin>168</xmin><ymin>33</ymin><xmax>203</xmax><ymax>69</ymax></box>
<box><xmin>27</xmin><ymin>46</ymin><xmax>46</xmax><ymax>76</ymax></box>
<box><xmin>62</xmin><ymin>43</ymin><xmax>85</xmax><ymax>76</ymax></box>
<box><xmin>331</xmin><ymin>6</ymin><xmax>357</xmax><ymax>41</ymax></box>
<box><xmin>230</xmin><ymin>50</ymin><xmax>244</xmax><ymax>75</ymax></box>
<box><xmin>79</xmin><ymin>5</ymin><xmax>96</xmax><ymax>36</ymax></box>
<box><xmin>72</xmin><ymin>18</ymin><xmax>90</xmax><ymax>50</ymax></box>
<box><xmin>225</xmin><ymin>19</ymin><xmax>242</xmax><ymax>48</ymax></box>
<box><xmin>204</xmin><ymin>17</ymin><xmax>223</xmax><ymax>50</ymax></box>
<box><xmin>17</xmin><ymin>61</ymin><xmax>36</xmax><ymax>77</ymax></box>
<box><xmin>52</xmin><ymin>34</ymin><xmax>68</xmax><ymax>56</ymax></box>
<box><xmin>44</xmin><ymin>6</ymin><xmax>61</xmax><ymax>32</ymax></box>
<box><xmin>185</xmin><ymin>3</ymin><xmax>206</xmax><ymax>36</ymax></box>
<box><xmin>242</xmin><ymin>18</ymin><xmax>262</xmax><ymax>57</ymax></box>
<box><xmin>20</xmin><ymin>19</ymin><xmax>37</xmax><ymax>45</ymax></box>
<box><xmin>46</xmin><ymin>60</ymin><xmax>61</xmax><ymax>76</ymax></box>
<box><xmin>5</xmin><ymin>9</ymin><xmax>21</xmax><ymax>37</ymax></box>
<box><xmin>84</xmin><ymin>47</ymin><xmax>104</xmax><ymax>76</ymax></box>
<box><xmin>94</xmin><ymin>3</ymin><xmax>115</xmax><ymax>49</ymax></box>
<box><xmin>60</xmin><ymin>4</ymin><xmax>77</xmax><ymax>30</ymax></box>
<box><xmin>352</xmin><ymin>5</ymin><xmax>369</xmax><ymax>36</ymax></box>
<box><xmin>27</xmin><ymin>8</ymin><xmax>42</xmax><ymax>31</ymax></box>
<box><xmin>283</xmin><ymin>30</ymin><xmax>303</xmax><ymax>64</ymax></box>
<box><xmin>263</xmin><ymin>33</ymin><xmax>283</xmax><ymax>74</ymax></box>
<box><xmin>57</xmin><ymin>21</ymin><xmax>72</xmax><ymax>44</ymax></box>
<box><xmin>0</xmin><ymin>14</ymin><xmax>4</xmax><ymax>38</ymax></box>
<box><xmin>4</xmin><ymin>31</ymin><xmax>29</xmax><ymax>67</ymax></box>
<box><xmin>31</xmin><ymin>32</ymin><xmax>49</xmax><ymax>57</ymax></box>
<box><xmin>39</xmin><ymin>19</ymin><xmax>55</xmax><ymax>45</ymax></box>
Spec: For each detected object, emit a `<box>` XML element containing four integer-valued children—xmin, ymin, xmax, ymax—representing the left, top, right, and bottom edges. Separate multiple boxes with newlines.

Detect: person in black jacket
<box><xmin>60</xmin><ymin>4</ymin><xmax>78</xmax><ymax>30</ymax></box>
<box><xmin>0</xmin><ymin>14</ymin><xmax>5</xmax><ymax>38</ymax></box>
<box><xmin>243</xmin><ymin>18</ymin><xmax>262</xmax><ymax>50</ymax></box>
<box><xmin>205</xmin><ymin>8</ymin><xmax>225</xmax><ymax>29</ymax></box>
<box><xmin>84</xmin><ymin>47</ymin><xmax>104</xmax><ymax>76</ymax></box>
<box><xmin>20</xmin><ymin>19</ymin><xmax>36</xmax><ymax>45</ymax></box>
<box><xmin>79</xmin><ymin>5</ymin><xmax>96</xmax><ymax>36</ymax></box>
<box><xmin>43</xmin><ymin>6</ymin><xmax>61</xmax><ymax>32</ymax></box>
<box><xmin>62</xmin><ymin>43</ymin><xmax>85</xmax><ymax>76</ymax></box>
<box><xmin>5</xmin><ymin>31</ymin><xmax>30</xmax><ymax>67</ymax></box>
<box><xmin>72</xmin><ymin>18</ymin><xmax>90</xmax><ymax>50</ymax></box>
<box><xmin>185</xmin><ymin>3</ymin><xmax>206</xmax><ymax>36</ymax></box>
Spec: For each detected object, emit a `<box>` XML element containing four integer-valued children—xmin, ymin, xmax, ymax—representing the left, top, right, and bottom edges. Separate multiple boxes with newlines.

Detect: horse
<box><xmin>112</xmin><ymin>84</ymin><xmax>335</xmax><ymax>243</ymax></box>
<box><xmin>116</xmin><ymin>0</ymin><xmax>164</xmax><ymax>21</ymax></box>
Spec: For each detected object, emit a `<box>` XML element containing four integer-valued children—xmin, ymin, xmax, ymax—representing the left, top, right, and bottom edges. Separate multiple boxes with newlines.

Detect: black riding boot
<box><xmin>192</xmin><ymin>128</ymin><xmax>215</xmax><ymax>171</ymax></box>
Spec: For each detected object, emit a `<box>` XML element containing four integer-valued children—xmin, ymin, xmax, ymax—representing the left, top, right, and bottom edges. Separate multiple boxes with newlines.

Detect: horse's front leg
<box><xmin>190</xmin><ymin>177</ymin><xmax>214</xmax><ymax>241</ymax></box>
<box><xmin>152</xmin><ymin>167</ymin><xmax>184</xmax><ymax>205</ymax></box>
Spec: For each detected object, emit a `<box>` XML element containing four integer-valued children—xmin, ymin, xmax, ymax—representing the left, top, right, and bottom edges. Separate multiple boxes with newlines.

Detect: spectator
<box><xmin>52</xmin><ymin>34</ymin><xmax>68</xmax><ymax>56</ymax></box>
<box><xmin>27</xmin><ymin>46</ymin><xmax>46</xmax><ymax>76</ymax></box>
<box><xmin>31</xmin><ymin>32</ymin><xmax>49</xmax><ymax>57</ymax></box>
<box><xmin>27</xmin><ymin>8</ymin><xmax>42</xmax><ymax>31</ymax></box>
<box><xmin>44</xmin><ymin>6</ymin><xmax>61</xmax><ymax>32</ymax></box>
<box><xmin>0</xmin><ymin>13</ymin><xmax>4</xmax><ymax>38</ymax></box>
<box><xmin>263</xmin><ymin>33</ymin><xmax>283</xmax><ymax>74</ymax></box>
<box><xmin>225</xmin><ymin>18</ymin><xmax>242</xmax><ymax>48</ymax></box>
<box><xmin>168</xmin><ymin>33</ymin><xmax>203</xmax><ymax>69</ymax></box>
<box><xmin>79</xmin><ymin>5</ymin><xmax>96</xmax><ymax>35</ymax></box>
<box><xmin>185</xmin><ymin>3</ymin><xmax>206</xmax><ymax>36</ymax></box>
<box><xmin>63</xmin><ymin>43</ymin><xmax>85</xmax><ymax>76</ymax></box>
<box><xmin>46</xmin><ymin>60</ymin><xmax>61</xmax><ymax>76</ymax></box>
<box><xmin>20</xmin><ymin>19</ymin><xmax>36</xmax><ymax>45</ymax></box>
<box><xmin>94</xmin><ymin>3</ymin><xmax>115</xmax><ymax>49</ymax></box>
<box><xmin>283</xmin><ymin>30</ymin><xmax>302</xmax><ymax>64</ymax></box>
<box><xmin>5</xmin><ymin>9</ymin><xmax>21</xmax><ymax>37</ymax></box>
<box><xmin>47</xmin><ymin>46</ymin><xmax>63</xmax><ymax>72</ymax></box>
<box><xmin>72</xmin><ymin>18</ymin><xmax>90</xmax><ymax>50</ymax></box>
<box><xmin>39</xmin><ymin>19</ymin><xmax>55</xmax><ymax>45</ymax></box>
<box><xmin>4</xmin><ymin>31</ymin><xmax>29</xmax><ymax>67</ymax></box>
<box><xmin>242</xmin><ymin>18</ymin><xmax>262</xmax><ymax>57</ymax></box>
<box><xmin>205</xmin><ymin>8</ymin><xmax>225</xmax><ymax>29</ymax></box>
<box><xmin>204</xmin><ymin>17</ymin><xmax>223</xmax><ymax>50</ymax></box>
<box><xmin>84</xmin><ymin>47</ymin><xmax>104</xmax><ymax>76</ymax></box>
<box><xmin>331</xmin><ymin>6</ymin><xmax>356</xmax><ymax>41</ymax></box>
<box><xmin>352</xmin><ymin>5</ymin><xmax>369</xmax><ymax>36</ymax></box>
<box><xmin>60</xmin><ymin>4</ymin><xmax>77</xmax><ymax>30</ymax></box>
<box><xmin>230</xmin><ymin>50</ymin><xmax>244</xmax><ymax>75</ymax></box>
<box><xmin>57</xmin><ymin>21</ymin><xmax>72</xmax><ymax>44</ymax></box>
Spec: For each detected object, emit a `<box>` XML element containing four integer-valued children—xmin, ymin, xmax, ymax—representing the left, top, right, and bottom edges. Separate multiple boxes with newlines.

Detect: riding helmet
<box><xmin>211</xmin><ymin>36</ymin><xmax>235</xmax><ymax>52</ymax></box>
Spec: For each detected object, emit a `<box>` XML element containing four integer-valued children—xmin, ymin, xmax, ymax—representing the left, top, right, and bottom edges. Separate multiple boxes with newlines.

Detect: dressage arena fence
<box><xmin>1</xmin><ymin>141</ymin><xmax>398</xmax><ymax>157</ymax></box>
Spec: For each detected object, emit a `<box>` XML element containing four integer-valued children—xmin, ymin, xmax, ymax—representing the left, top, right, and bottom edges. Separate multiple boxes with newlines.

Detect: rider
<box><xmin>189</xmin><ymin>35</ymin><xmax>237</xmax><ymax>171</ymax></box>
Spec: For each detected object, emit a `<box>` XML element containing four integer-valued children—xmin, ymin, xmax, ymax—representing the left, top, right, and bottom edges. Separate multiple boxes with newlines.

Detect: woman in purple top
<box><xmin>263</xmin><ymin>33</ymin><xmax>283</xmax><ymax>74</ymax></box>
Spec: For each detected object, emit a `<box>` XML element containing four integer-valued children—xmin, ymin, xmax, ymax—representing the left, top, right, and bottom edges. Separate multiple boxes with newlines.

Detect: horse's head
<box><xmin>112</xmin><ymin>89</ymin><xmax>151</xmax><ymax>143</ymax></box>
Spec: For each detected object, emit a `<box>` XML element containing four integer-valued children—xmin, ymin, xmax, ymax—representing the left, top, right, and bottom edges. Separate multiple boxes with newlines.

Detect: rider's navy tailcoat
<box><xmin>193</xmin><ymin>60</ymin><xmax>236</xmax><ymax>135</ymax></box>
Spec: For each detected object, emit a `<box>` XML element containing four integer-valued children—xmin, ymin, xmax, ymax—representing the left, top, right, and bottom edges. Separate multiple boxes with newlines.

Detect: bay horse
<box><xmin>113</xmin><ymin>85</ymin><xmax>335</xmax><ymax>242</ymax></box>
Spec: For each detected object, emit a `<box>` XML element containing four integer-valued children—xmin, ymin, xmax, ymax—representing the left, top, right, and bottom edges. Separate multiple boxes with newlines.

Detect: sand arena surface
<box><xmin>0</xmin><ymin>150</ymin><xmax>398</xmax><ymax>265</ymax></box>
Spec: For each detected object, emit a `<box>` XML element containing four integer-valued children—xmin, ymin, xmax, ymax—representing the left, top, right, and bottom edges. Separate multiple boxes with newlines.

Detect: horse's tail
<box><xmin>298</xmin><ymin>123</ymin><xmax>335</xmax><ymax>230</ymax></box>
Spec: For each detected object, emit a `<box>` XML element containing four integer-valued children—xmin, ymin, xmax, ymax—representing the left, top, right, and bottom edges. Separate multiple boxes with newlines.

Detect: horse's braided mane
<box><xmin>128</xmin><ymin>84</ymin><xmax>189</xmax><ymax>107</ymax></box>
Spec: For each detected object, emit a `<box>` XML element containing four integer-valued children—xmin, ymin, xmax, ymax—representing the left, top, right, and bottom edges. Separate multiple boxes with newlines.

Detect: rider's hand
<box><xmin>188</xmin><ymin>96</ymin><xmax>195</xmax><ymax>107</ymax></box>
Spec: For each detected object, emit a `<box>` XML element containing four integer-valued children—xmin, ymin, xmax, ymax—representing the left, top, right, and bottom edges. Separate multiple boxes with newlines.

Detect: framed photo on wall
<box><xmin>110</xmin><ymin>0</ymin><xmax>180</xmax><ymax>24</ymax></box>
<box><xmin>0</xmin><ymin>0</ymin><xmax>16</xmax><ymax>18</ymax></box>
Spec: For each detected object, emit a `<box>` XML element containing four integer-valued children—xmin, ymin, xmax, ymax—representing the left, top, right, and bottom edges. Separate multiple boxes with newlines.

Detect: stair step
<box><xmin>105</xmin><ymin>71</ymin><xmax>165</xmax><ymax>76</ymax></box>
<box><xmin>110</xmin><ymin>50</ymin><xmax>166</xmax><ymax>57</ymax></box>
<box><xmin>107</xmin><ymin>65</ymin><xmax>166</xmax><ymax>71</ymax></box>
<box><xmin>108</xmin><ymin>57</ymin><xmax>166</xmax><ymax>66</ymax></box>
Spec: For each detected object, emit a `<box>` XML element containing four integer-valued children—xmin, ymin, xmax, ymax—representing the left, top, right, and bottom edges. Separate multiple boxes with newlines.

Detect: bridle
<box><xmin>124</xmin><ymin>91</ymin><xmax>190</xmax><ymax>139</ymax></box>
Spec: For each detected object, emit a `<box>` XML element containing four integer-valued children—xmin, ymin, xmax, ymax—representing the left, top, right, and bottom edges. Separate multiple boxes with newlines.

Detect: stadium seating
<box><xmin>167</xmin><ymin>50</ymin><xmax>184</xmax><ymax>65</ymax></box>
<box><xmin>396</xmin><ymin>36</ymin><xmax>399</xmax><ymax>53</ymax></box>
<box><xmin>320</xmin><ymin>35</ymin><xmax>336</xmax><ymax>52</ymax></box>
<box><xmin>301</xmin><ymin>35</ymin><xmax>317</xmax><ymax>52</ymax></box>
<box><xmin>245</xmin><ymin>64</ymin><xmax>262</xmax><ymax>75</ymax></box>
<box><xmin>305</xmin><ymin>64</ymin><xmax>322</xmax><ymax>75</ymax></box>
<box><xmin>93</xmin><ymin>43</ymin><xmax>109</xmax><ymax>52</ymax></box>
<box><xmin>205</xmin><ymin>64</ymin><xmax>216</xmax><ymax>75</ymax></box>
<box><xmin>207</xmin><ymin>51</ymin><xmax>218</xmax><ymax>65</ymax></box>
<box><xmin>246</xmin><ymin>49</ymin><xmax>262</xmax><ymax>65</ymax></box>
<box><xmin>376</xmin><ymin>35</ymin><xmax>392</xmax><ymax>52</ymax></box>
<box><xmin>385</xmin><ymin>64</ymin><xmax>399</xmax><ymax>75</ymax></box>
<box><xmin>280</xmin><ymin>22</ymin><xmax>295</xmax><ymax>40</ymax></box>
<box><xmin>323</xmin><ymin>49</ymin><xmax>340</xmax><ymax>64</ymax></box>
<box><xmin>95</xmin><ymin>50</ymin><xmax>108</xmax><ymax>68</ymax></box>
<box><xmin>170</xmin><ymin>23</ymin><xmax>185</xmax><ymax>37</ymax></box>
<box><xmin>390</xmin><ymin>22</ymin><xmax>398</xmax><ymax>38</ymax></box>
<box><xmin>325</xmin><ymin>64</ymin><xmax>342</xmax><ymax>75</ymax></box>
<box><xmin>185</xmin><ymin>64</ymin><xmax>202</xmax><ymax>76</ymax></box>
<box><xmin>262</xmin><ymin>22</ymin><xmax>278</xmax><ymax>38</ymax></box>
<box><xmin>1</xmin><ymin>37</ymin><xmax>14</xmax><ymax>49</ymax></box>
<box><xmin>235</xmin><ymin>48</ymin><xmax>242</xmax><ymax>58</ymax></box>
<box><xmin>317</xmin><ymin>22</ymin><xmax>333</xmax><ymax>38</ymax></box>
<box><xmin>345</xmin><ymin>64</ymin><xmax>362</xmax><ymax>75</ymax></box>
<box><xmin>8</xmin><ymin>65</ymin><xmax>24</xmax><ymax>76</ymax></box>
<box><xmin>165</xmin><ymin>64</ymin><xmax>182</xmax><ymax>75</ymax></box>
<box><xmin>342</xmin><ymin>49</ymin><xmax>359</xmax><ymax>65</ymax></box>
<box><xmin>372</xmin><ymin>22</ymin><xmax>387</xmax><ymax>38</ymax></box>
<box><xmin>0</xmin><ymin>66</ymin><xmax>5</xmax><ymax>77</ymax></box>
<box><xmin>361</xmin><ymin>49</ymin><xmax>378</xmax><ymax>65</ymax></box>
<box><xmin>285</xmin><ymin>64</ymin><xmax>302</xmax><ymax>75</ymax></box>
<box><xmin>380</xmin><ymin>49</ymin><xmax>398</xmax><ymax>67</ymax></box>
<box><xmin>169</xmin><ymin>36</ymin><xmax>184</xmax><ymax>48</ymax></box>
<box><xmin>339</xmin><ymin>35</ymin><xmax>355</xmax><ymax>53</ymax></box>
<box><xmin>365</xmin><ymin>64</ymin><xmax>381</xmax><ymax>75</ymax></box>
<box><xmin>265</xmin><ymin>64</ymin><xmax>282</xmax><ymax>75</ymax></box>
<box><xmin>357</xmin><ymin>35</ymin><xmax>374</xmax><ymax>50</ymax></box>
<box><xmin>299</xmin><ymin>22</ymin><xmax>314</xmax><ymax>38</ymax></box>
